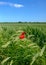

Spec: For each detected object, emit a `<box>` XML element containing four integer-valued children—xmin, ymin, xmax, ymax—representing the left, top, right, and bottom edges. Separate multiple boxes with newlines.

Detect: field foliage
<box><xmin>0</xmin><ymin>23</ymin><xmax>46</xmax><ymax>65</ymax></box>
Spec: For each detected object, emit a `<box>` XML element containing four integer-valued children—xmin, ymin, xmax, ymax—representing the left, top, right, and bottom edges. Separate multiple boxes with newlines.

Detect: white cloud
<box><xmin>0</xmin><ymin>2</ymin><xmax>24</xmax><ymax>8</ymax></box>
<box><xmin>13</xmin><ymin>4</ymin><xmax>24</xmax><ymax>8</ymax></box>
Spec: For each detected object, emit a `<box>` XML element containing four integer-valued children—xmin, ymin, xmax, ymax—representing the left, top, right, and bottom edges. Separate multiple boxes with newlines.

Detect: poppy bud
<box><xmin>21</xmin><ymin>32</ymin><xmax>26</xmax><ymax>35</ymax></box>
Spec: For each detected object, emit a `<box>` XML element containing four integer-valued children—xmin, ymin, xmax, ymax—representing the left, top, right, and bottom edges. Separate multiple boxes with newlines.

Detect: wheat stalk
<box><xmin>30</xmin><ymin>53</ymin><xmax>39</xmax><ymax>65</ymax></box>
<box><xmin>10</xmin><ymin>60</ymin><xmax>13</xmax><ymax>65</ymax></box>
<box><xmin>40</xmin><ymin>45</ymin><xmax>45</xmax><ymax>56</ymax></box>
<box><xmin>2</xmin><ymin>41</ymin><xmax>11</xmax><ymax>48</ymax></box>
<box><xmin>1</xmin><ymin>57</ymin><xmax>10</xmax><ymax>65</ymax></box>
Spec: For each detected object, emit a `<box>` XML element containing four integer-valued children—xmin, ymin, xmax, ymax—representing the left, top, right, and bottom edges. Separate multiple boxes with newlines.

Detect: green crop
<box><xmin>0</xmin><ymin>23</ymin><xmax>46</xmax><ymax>65</ymax></box>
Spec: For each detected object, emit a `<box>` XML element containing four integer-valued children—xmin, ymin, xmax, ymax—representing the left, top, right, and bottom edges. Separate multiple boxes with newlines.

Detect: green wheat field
<box><xmin>0</xmin><ymin>22</ymin><xmax>46</xmax><ymax>65</ymax></box>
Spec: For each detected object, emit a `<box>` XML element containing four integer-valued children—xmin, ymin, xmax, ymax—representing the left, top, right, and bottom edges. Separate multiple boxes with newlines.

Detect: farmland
<box><xmin>0</xmin><ymin>22</ymin><xmax>46</xmax><ymax>65</ymax></box>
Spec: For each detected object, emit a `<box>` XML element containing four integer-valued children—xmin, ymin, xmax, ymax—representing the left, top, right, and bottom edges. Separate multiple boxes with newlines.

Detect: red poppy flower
<box><xmin>19</xmin><ymin>35</ymin><xmax>25</xmax><ymax>39</ymax></box>
<box><xmin>19</xmin><ymin>32</ymin><xmax>26</xmax><ymax>39</ymax></box>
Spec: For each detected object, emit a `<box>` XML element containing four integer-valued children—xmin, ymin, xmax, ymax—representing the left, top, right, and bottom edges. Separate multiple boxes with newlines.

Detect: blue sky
<box><xmin>0</xmin><ymin>0</ymin><xmax>46</xmax><ymax>22</ymax></box>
